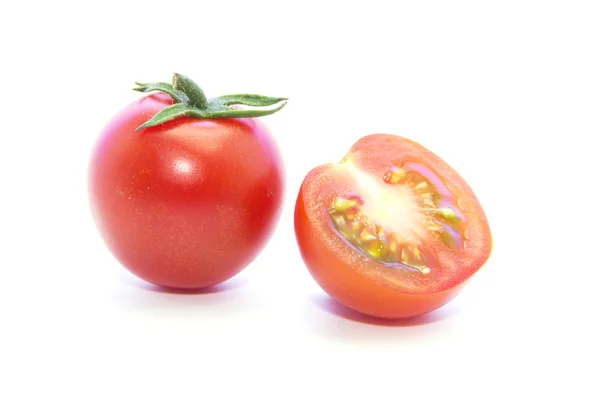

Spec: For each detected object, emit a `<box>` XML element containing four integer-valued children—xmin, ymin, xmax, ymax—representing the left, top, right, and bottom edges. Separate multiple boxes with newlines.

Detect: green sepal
<box><xmin>136</xmin><ymin>103</ymin><xmax>203</xmax><ymax>131</ymax></box>
<box><xmin>134</xmin><ymin>73</ymin><xmax>287</xmax><ymax>130</ymax></box>
<box><xmin>133</xmin><ymin>82</ymin><xmax>188</xmax><ymax>104</ymax></box>
<box><xmin>214</xmin><ymin>94</ymin><xmax>288</xmax><ymax>107</ymax></box>
<box><xmin>205</xmin><ymin>100</ymin><xmax>288</xmax><ymax>119</ymax></box>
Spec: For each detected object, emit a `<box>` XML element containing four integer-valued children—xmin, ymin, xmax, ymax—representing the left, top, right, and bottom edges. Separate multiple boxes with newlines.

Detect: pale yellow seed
<box><xmin>333</xmin><ymin>197</ymin><xmax>358</xmax><ymax>212</ymax></box>
<box><xmin>430</xmin><ymin>228</ymin><xmax>459</xmax><ymax>249</ymax></box>
<box><xmin>348</xmin><ymin>218</ymin><xmax>364</xmax><ymax>232</ymax></box>
<box><xmin>332</xmin><ymin>214</ymin><xmax>346</xmax><ymax>228</ymax></box>
<box><xmin>357</xmin><ymin>214</ymin><xmax>370</xmax><ymax>227</ymax></box>
<box><xmin>435</xmin><ymin>207</ymin><xmax>457</xmax><ymax>220</ymax></box>
<box><xmin>388</xmin><ymin>233</ymin><xmax>399</xmax><ymax>254</ymax></box>
<box><xmin>401</xmin><ymin>246</ymin><xmax>424</xmax><ymax>266</ymax></box>
<box><xmin>399</xmin><ymin>246</ymin><xmax>432</xmax><ymax>274</ymax></box>
<box><xmin>399</xmin><ymin>248</ymin><xmax>410</xmax><ymax>265</ymax></box>
<box><xmin>359</xmin><ymin>225</ymin><xmax>377</xmax><ymax>243</ymax></box>
<box><xmin>384</xmin><ymin>166</ymin><xmax>408</xmax><ymax>184</ymax></box>
<box><xmin>432</xmin><ymin>208</ymin><xmax>463</xmax><ymax>230</ymax></box>
<box><xmin>364</xmin><ymin>238</ymin><xmax>387</xmax><ymax>258</ymax></box>
<box><xmin>420</xmin><ymin>193</ymin><xmax>437</xmax><ymax>208</ymax></box>
<box><xmin>413</xmin><ymin>181</ymin><xmax>430</xmax><ymax>192</ymax></box>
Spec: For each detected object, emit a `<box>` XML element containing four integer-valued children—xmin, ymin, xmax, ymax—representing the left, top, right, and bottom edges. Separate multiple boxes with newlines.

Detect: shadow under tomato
<box><xmin>302</xmin><ymin>293</ymin><xmax>462</xmax><ymax>343</ymax></box>
<box><xmin>311</xmin><ymin>295</ymin><xmax>448</xmax><ymax>326</ymax></box>
<box><xmin>309</xmin><ymin>293</ymin><xmax>458</xmax><ymax>327</ymax></box>
<box><xmin>113</xmin><ymin>271</ymin><xmax>256</xmax><ymax>317</ymax></box>
<box><xmin>125</xmin><ymin>276</ymin><xmax>248</xmax><ymax>295</ymax></box>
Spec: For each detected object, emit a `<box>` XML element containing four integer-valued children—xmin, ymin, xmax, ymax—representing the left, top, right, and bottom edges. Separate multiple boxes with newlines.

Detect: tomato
<box><xmin>89</xmin><ymin>74</ymin><xmax>286</xmax><ymax>289</ymax></box>
<box><xmin>295</xmin><ymin>134</ymin><xmax>492</xmax><ymax>319</ymax></box>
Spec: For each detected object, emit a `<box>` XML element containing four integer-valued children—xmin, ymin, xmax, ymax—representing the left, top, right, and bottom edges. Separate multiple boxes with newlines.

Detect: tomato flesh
<box><xmin>89</xmin><ymin>93</ymin><xmax>284</xmax><ymax>289</ymax></box>
<box><xmin>295</xmin><ymin>134</ymin><xmax>492</xmax><ymax>318</ymax></box>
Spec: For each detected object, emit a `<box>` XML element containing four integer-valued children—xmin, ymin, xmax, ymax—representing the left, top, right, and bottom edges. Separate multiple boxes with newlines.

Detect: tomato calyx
<box><xmin>133</xmin><ymin>73</ymin><xmax>288</xmax><ymax>130</ymax></box>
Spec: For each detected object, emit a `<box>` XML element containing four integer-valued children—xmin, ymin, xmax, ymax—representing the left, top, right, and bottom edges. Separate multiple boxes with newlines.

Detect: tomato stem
<box><xmin>172</xmin><ymin>73</ymin><xmax>209</xmax><ymax>110</ymax></box>
<box><xmin>133</xmin><ymin>73</ymin><xmax>287</xmax><ymax>131</ymax></box>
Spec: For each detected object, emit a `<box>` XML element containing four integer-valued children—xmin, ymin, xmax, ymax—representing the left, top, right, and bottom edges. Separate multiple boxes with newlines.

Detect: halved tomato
<box><xmin>294</xmin><ymin>134</ymin><xmax>492</xmax><ymax>319</ymax></box>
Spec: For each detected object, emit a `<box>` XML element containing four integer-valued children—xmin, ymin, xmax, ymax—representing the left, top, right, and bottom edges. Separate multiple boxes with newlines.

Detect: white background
<box><xmin>1</xmin><ymin>0</ymin><xmax>599</xmax><ymax>398</ymax></box>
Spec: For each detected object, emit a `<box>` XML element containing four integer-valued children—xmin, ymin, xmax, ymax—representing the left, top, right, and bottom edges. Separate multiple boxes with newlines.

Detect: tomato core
<box><xmin>327</xmin><ymin>156</ymin><xmax>466</xmax><ymax>276</ymax></box>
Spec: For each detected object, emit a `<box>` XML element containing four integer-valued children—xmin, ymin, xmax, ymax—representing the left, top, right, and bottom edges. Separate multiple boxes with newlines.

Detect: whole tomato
<box><xmin>295</xmin><ymin>134</ymin><xmax>492</xmax><ymax>319</ymax></box>
<box><xmin>89</xmin><ymin>73</ymin><xmax>287</xmax><ymax>289</ymax></box>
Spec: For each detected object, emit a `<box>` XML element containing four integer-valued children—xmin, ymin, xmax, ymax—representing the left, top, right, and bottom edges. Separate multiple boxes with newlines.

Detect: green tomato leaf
<box><xmin>213</xmin><ymin>94</ymin><xmax>288</xmax><ymax>107</ymax></box>
<box><xmin>205</xmin><ymin>101</ymin><xmax>288</xmax><ymax>119</ymax></box>
<box><xmin>136</xmin><ymin>103</ymin><xmax>204</xmax><ymax>131</ymax></box>
<box><xmin>133</xmin><ymin>82</ymin><xmax>188</xmax><ymax>104</ymax></box>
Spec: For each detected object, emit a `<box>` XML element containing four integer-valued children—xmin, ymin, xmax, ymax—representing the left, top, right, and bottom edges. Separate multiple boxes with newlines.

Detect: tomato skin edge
<box><xmin>294</xmin><ymin>180</ymin><xmax>469</xmax><ymax>319</ymax></box>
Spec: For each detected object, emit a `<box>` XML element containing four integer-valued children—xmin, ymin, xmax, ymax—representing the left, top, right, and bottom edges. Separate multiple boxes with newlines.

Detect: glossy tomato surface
<box><xmin>295</xmin><ymin>134</ymin><xmax>492</xmax><ymax>319</ymax></box>
<box><xmin>89</xmin><ymin>93</ymin><xmax>284</xmax><ymax>289</ymax></box>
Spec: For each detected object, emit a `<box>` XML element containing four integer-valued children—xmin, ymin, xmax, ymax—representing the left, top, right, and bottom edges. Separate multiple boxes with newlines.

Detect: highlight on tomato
<box><xmin>89</xmin><ymin>73</ymin><xmax>287</xmax><ymax>289</ymax></box>
<box><xmin>294</xmin><ymin>134</ymin><xmax>492</xmax><ymax>319</ymax></box>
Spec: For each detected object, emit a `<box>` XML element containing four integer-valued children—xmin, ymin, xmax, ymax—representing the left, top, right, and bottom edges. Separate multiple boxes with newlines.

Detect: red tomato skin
<box><xmin>89</xmin><ymin>93</ymin><xmax>284</xmax><ymax>289</ymax></box>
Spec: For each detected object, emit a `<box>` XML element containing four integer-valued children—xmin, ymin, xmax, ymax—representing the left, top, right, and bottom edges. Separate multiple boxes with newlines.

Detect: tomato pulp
<box><xmin>89</xmin><ymin>75</ymin><xmax>286</xmax><ymax>289</ymax></box>
<box><xmin>295</xmin><ymin>134</ymin><xmax>492</xmax><ymax>319</ymax></box>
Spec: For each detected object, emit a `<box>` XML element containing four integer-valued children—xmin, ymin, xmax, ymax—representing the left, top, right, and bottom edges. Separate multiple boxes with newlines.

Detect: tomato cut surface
<box><xmin>295</xmin><ymin>134</ymin><xmax>492</xmax><ymax>318</ymax></box>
